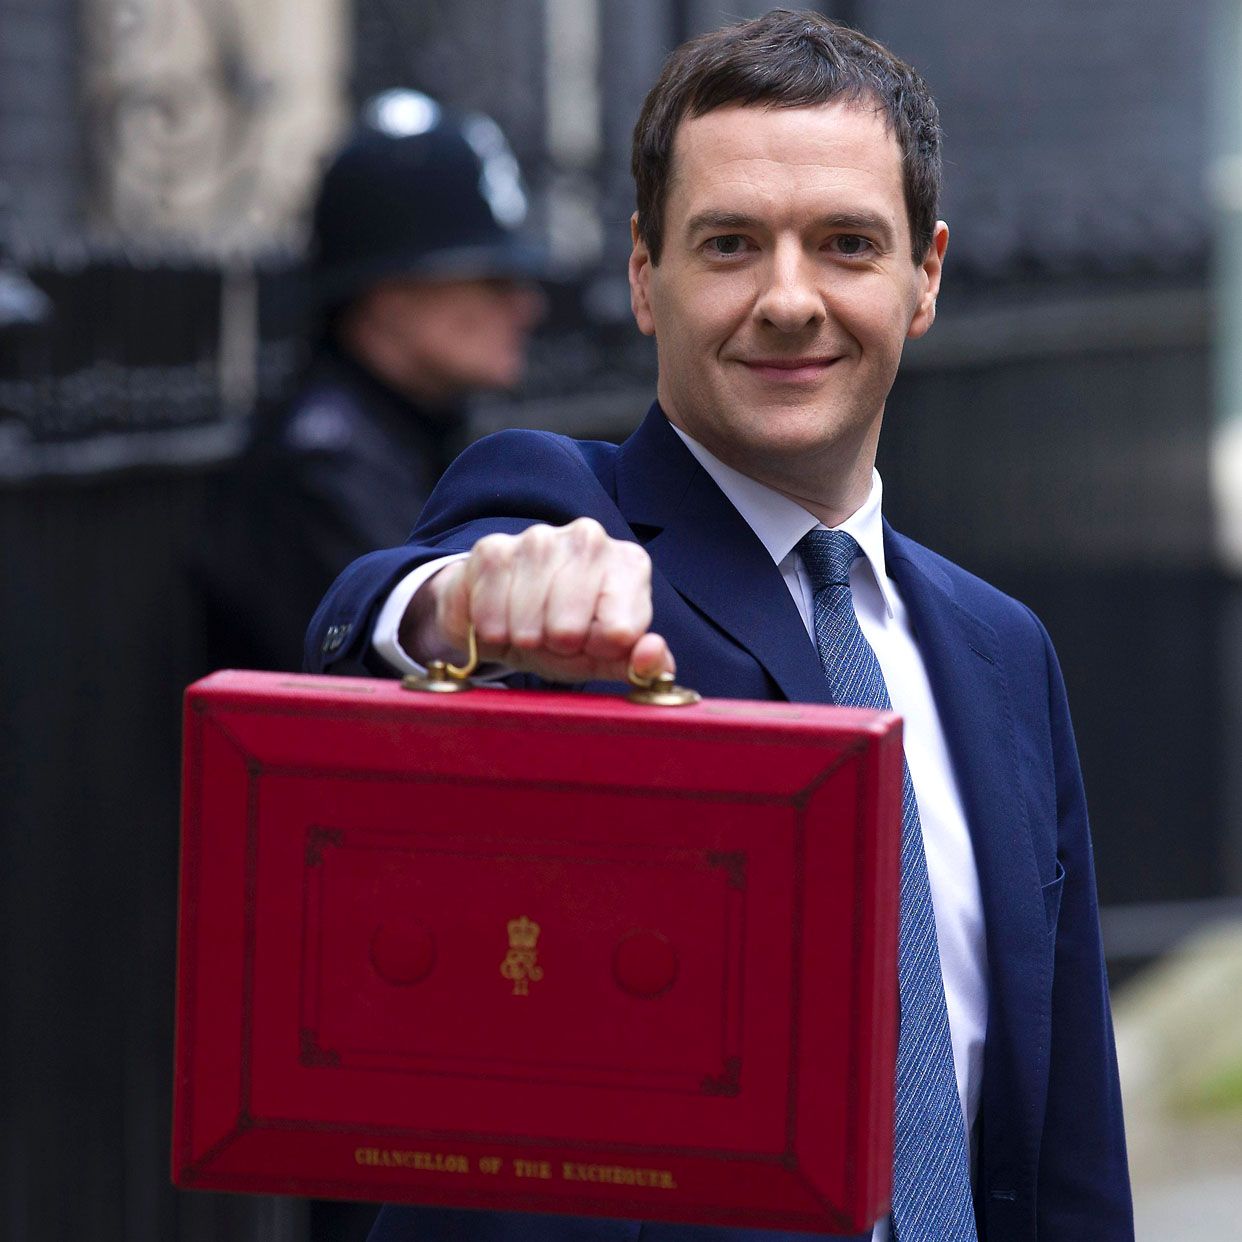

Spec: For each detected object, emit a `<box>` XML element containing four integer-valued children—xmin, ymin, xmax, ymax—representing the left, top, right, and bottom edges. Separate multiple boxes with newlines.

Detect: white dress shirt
<box><xmin>372</xmin><ymin>427</ymin><xmax>990</xmax><ymax>1236</ymax></box>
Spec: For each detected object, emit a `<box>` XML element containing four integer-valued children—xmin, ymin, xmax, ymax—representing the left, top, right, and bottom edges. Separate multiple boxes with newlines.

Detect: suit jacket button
<box><xmin>323</xmin><ymin>623</ymin><xmax>351</xmax><ymax>653</ymax></box>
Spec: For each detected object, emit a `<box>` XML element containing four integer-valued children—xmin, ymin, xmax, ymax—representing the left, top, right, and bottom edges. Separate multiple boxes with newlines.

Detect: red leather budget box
<box><xmin>173</xmin><ymin>670</ymin><xmax>901</xmax><ymax>1234</ymax></box>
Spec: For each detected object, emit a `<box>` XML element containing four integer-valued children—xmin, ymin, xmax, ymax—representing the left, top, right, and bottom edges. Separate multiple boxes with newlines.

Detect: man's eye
<box><xmin>707</xmin><ymin>235</ymin><xmax>747</xmax><ymax>255</ymax></box>
<box><xmin>833</xmin><ymin>235</ymin><xmax>872</xmax><ymax>256</ymax></box>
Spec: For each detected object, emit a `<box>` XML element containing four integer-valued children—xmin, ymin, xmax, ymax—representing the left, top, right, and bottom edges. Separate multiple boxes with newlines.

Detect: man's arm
<box><xmin>401</xmin><ymin>519</ymin><xmax>673</xmax><ymax>683</ymax></box>
<box><xmin>304</xmin><ymin>428</ymin><xmax>673</xmax><ymax>683</ymax></box>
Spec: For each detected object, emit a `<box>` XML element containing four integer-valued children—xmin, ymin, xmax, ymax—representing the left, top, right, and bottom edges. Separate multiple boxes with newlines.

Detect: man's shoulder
<box><xmin>411</xmin><ymin>427</ymin><xmax>630</xmax><ymax>539</ymax></box>
<box><xmin>458</xmin><ymin>426</ymin><xmax>622</xmax><ymax>472</ymax></box>
<box><xmin>437</xmin><ymin>426</ymin><xmax>625</xmax><ymax>504</ymax></box>
<box><xmin>886</xmin><ymin>527</ymin><xmax>1049</xmax><ymax>650</ymax></box>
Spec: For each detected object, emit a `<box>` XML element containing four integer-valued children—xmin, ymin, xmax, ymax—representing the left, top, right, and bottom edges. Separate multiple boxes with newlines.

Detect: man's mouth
<box><xmin>737</xmin><ymin>356</ymin><xmax>841</xmax><ymax>382</ymax></box>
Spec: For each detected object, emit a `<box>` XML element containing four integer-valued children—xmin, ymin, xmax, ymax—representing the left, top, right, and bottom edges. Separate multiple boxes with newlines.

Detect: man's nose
<box><xmin>753</xmin><ymin>246</ymin><xmax>826</xmax><ymax>333</ymax></box>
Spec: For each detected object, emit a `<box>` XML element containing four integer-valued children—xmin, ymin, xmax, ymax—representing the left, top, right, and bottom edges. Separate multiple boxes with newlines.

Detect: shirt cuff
<box><xmin>371</xmin><ymin>554</ymin><xmax>469</xmax><ymax>675</ymax></box>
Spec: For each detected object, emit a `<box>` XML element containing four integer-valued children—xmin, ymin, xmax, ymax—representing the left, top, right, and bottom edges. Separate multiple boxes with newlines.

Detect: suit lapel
<box><xmin>615</xmin><ymin>409</ymin><xmax>832</xmax><ymax>705</ymax></box>
<box><xmin>884</xmin><ymin>528</ymin><xmax>1052</xmax><ymax>1134</ymax></box>
<box><xmin>618</xmin><ymin>411</ymin><xmax>1050</xmax><ymax>1153</ymax></box>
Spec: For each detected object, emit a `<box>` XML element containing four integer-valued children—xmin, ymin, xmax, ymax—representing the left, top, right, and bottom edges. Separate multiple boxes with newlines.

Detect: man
<box><xmin>307</xmin><ymin>11</ymin><xmax>1132</xmax><ymax>1242</ymax></box>
<box><xmin>200</xmin><ymin>89</ymin><xmax>545</xmax><ymax>672</ymax></box>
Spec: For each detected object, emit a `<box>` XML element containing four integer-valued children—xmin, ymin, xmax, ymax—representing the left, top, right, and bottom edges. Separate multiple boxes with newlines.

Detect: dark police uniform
<box><xmin>199</xmin><ymin>340</ymin><xmax>465</xmax><ymax>672</ymax></box>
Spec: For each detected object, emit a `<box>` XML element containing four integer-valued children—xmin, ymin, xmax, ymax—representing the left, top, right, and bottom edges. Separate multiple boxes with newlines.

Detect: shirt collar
<box><xmin>667</xmin><ymin>421</ymin><xmax>898</xmax><ymax>619</ymax></box>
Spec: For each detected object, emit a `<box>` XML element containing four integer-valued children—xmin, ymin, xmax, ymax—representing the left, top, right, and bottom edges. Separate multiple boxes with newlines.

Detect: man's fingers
<box><xmin>627</xmin><ymin>632</ymin><xmax>676</xmax><ymax>683</ymax></box>
<box><xmin>584</xmin><ymin>540</ymin><xmax>654</xmax><ymax>661</ymax></box>
<box><xmin>541</xmin><ymin>519</ymin><xmax>612</xmax><ymax>655</ymax></box>
<box><xmin>505</xmin><ymin>524</ymin><xmax>566</xmax><ymax>650</ymax></box>
<box><xmin>510</xmin><ymin>519</ymin><xmax>605</xmax><ymax>654</ymax></box>
<box><xmin>430</xmin><ymin>560</ymin><xmax>472</xmax><ymax>658</ymax></box>
<box><xmin>542</xmin><ymin>564</ymin><xmax>602</xmax><ymax>655</ymax></box>
<box><xmin>464</xmin><ymin>533</ymin><xmax>518</xmax><ymax>651</ymax></box>
<box><xmin>429</xmin><ymin>520</ymin><xmax>663</xmax><ymax>682</ymax></box>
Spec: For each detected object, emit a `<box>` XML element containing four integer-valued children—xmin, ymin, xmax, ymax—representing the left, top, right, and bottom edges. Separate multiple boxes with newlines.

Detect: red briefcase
<box><xmin>173</xmin><ymin>669</ymin><xmax>901</xmax><ymax>1234</ymax></box>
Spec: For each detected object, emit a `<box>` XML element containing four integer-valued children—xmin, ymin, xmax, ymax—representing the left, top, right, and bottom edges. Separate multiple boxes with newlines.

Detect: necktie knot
<box><xmin>797</xmin><ymin>528</ymin><xmax>862</xmax><ymax>593</ymax></box>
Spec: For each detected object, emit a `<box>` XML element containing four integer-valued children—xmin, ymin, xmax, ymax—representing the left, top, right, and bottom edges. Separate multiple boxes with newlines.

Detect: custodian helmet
<box><xmin>310</xmin><ymin>89</ymin><xmax>546</xmax><ymax>308</ymax></box>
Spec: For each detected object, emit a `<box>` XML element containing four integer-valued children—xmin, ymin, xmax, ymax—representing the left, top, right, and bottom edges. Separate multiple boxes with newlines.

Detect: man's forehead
<box><xmin>669</xmin><ymin>99</ymin><xmax>897</xmax><ymax>174</ymax></box>
<box><xmin>665</xmin><ymin>100</ymin><xmax>904</xmax><ymax>214</ymax></box>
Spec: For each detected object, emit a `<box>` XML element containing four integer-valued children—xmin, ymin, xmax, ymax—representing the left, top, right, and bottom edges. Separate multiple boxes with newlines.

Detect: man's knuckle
<box><xmin>620</xmin><ymin>541</ymin><xmax>651</xmax><ymax>574</ymax></box>
<box><xmin>518</xmin><ymin>524</ymin><xmax>555</xmax><ymax>555</ymax></box>
<box><xmin>568</xmin><ymin>517</ymin><xmax>607</xmax><ymax>552</ymax></box>
<box><xmin>472</xmin><ymin>534</ymin><xmax>513</xmax><ymax>570</ymax></box>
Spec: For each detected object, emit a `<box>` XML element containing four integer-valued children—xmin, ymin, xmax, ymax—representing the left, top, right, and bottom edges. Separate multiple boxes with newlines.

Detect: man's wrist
<box><xmin>398</xmin><ymin>567</ymin><xmax>466</xmax><ymax>666</ymax></box>
<box><xmin>371</xmin><ymin>554</ymin><xmax>468</xmax><ymax>674</ymax></box>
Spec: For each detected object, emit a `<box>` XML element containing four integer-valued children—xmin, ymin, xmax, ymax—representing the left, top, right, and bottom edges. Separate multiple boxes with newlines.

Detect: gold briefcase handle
<box><xmin>401</xmin><ymin>624</ymin><xmax>701</xmax><ymax>706</ymax></box>
<box><xmin>400</xmin><ymin>625</ymin><xmax>480</xmax><ymax>694</ymax></box>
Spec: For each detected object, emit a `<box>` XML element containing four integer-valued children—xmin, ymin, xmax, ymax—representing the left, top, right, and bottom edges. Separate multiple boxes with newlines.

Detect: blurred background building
<box><xmin>1</xmin><ymin>0</ymin><xmax>1239</xmax><ymax>1238</ymax></box>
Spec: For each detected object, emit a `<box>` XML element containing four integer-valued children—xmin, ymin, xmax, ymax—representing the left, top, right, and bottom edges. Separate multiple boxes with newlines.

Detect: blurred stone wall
<box><xmin>82</xmin><ymin>0</ymin><xmax>347</xmax><ymax>251</ymax></box>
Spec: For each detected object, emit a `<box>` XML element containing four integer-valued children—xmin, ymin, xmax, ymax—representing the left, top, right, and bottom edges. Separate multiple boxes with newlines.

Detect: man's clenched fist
<box><xmin>398</xmin><ymin>518</ymin><xmax>675</xmax><ymax>684</ymax></box>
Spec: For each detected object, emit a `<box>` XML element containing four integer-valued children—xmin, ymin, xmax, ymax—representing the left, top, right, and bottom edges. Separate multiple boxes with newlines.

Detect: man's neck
<box><xmin>760</xmin><ymin>461</ymin><xmax>877</xmax><ymax>529</ymax></box>
<box><xmin>661</xmin><ymin>411</ymin><xmax>879</xmax><ymax>530</ymax></box>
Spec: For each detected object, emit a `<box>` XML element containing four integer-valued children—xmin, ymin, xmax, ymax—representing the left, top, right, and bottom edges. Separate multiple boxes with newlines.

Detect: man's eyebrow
<box><xmin>817</xmin><ymin>212</ymin><xmax>896</xmax><ymax>245</ymax></box>
<box><xmin>683</xmin><ymin>209</ymin><xmax>897</xmax><ymax>246</ymax></box>
<box><xmin>683</xmin><ymin>210</ymin><xmax>762</xmax><ymax>237</ymax></box>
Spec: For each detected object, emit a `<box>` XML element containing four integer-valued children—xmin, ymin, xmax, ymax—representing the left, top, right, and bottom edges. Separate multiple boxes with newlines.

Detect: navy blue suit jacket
<box><xmin>307</xmin><ymin>407</ymin><xmax>1133</xmax><ymax>1242</ymax></box>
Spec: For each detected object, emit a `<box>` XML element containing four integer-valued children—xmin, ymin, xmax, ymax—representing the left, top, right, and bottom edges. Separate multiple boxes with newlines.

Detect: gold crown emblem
<box><xmin>507</xmin><ymin>915</ymin><xmax>541</xmax><ymax>951</ymax></box>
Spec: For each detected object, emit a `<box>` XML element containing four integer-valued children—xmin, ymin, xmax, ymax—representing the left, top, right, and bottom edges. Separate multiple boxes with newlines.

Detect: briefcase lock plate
<box><xmin>401</xmin><ymin>626</ymin><xmax>480</xmax><ymax>693</ymax></box>
<box><xmin>626</xmin><ymin>670</ymin><xmax>702</xmax><ymax>707</ymax></box>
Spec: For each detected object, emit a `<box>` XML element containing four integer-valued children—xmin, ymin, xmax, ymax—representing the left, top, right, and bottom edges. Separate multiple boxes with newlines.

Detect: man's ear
<box><xmin>907</xmin><ymin>220</ymin><xmax>949</xmax><ymax>341</ymax></box>
<box><xmin>628</xmin><ymin>213</ymin><xmax>656</xmax><ymax>338</ymax></box>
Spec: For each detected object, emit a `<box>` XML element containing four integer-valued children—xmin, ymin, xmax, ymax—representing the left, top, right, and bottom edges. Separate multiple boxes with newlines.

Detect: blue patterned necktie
<box><xmin>797</xmin><ymin>529</ymin><xmax>977</xmax><ymax>1242</ymax></box>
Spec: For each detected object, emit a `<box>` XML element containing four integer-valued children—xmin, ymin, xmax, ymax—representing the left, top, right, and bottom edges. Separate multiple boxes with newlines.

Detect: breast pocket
<box><xmin>1041</xmin><ymin>859</ymin><xmax>1066</xmax><ymax>936</ymax></box>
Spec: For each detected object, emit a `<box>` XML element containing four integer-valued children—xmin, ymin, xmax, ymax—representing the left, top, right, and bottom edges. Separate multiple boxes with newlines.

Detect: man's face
<box><xmin>629</xmin><ymin>101</ymin><xmax>947</xmax><ymax>514</ymax></box>
<box><xmin>365</xmin><ymin>276</ymin><xmax>545</xmax><ymax>402</ymax></box>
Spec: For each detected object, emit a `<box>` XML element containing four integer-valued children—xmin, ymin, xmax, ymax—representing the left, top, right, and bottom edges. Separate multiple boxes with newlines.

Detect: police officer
<box><xmin>200</xmin><ymin>90</ymin><xmax>546</xmax><ymax>673</ymax></box>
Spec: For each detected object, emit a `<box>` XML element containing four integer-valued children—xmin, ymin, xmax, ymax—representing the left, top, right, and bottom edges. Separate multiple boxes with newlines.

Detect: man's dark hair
<box><xmin>631</xmin><ymin>9</ymin><xmax>941</xmax><ymax>265</ymax></box>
